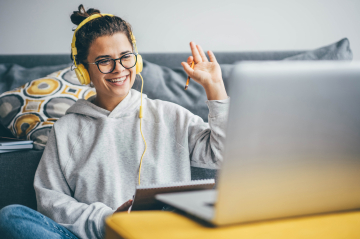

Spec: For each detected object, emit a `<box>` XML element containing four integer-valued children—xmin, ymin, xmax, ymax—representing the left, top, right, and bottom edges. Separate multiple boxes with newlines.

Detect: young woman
<box><xmin>0</xmin><ymin>5</ymin><xmax>229</xmax><ymax>239</ymax></box>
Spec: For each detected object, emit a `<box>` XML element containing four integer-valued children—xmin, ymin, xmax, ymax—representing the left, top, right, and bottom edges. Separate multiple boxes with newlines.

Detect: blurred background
<box><xmin>0</xmin><ymin>0</ymin><xmax>359</xmax><ymax>60</ymax></box>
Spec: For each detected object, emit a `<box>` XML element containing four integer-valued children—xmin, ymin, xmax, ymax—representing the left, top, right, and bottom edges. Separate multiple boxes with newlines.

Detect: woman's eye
<box><xmin>98</xmin><ymin>59</ymin><xmax>111</xmax><ymax>65</ymax></box>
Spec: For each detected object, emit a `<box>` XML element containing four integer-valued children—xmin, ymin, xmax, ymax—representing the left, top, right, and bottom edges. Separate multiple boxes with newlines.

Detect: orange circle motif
<box><xmin>26</xmin><ymin>78</ymin><xmax>60</xmax><ymax>96</ymax></box>
<box><xmin>14</xmin><ymin>114</ymin><xmax>41</xmax><ymax>138</ymax></box>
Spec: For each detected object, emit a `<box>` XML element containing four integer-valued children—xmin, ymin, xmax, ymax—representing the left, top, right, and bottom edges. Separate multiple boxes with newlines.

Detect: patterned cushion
<box><xmin>0</xmin><ymin>67</ymin><xmax>96</xmax><ymax>149</ymax></box>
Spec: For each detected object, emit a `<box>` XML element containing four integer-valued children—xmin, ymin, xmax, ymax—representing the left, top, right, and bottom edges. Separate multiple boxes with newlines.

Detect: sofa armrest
<box><xmin>0</xmin><ymin>149</ymin><xmax>43</xmax><ymax>210</ymax></box>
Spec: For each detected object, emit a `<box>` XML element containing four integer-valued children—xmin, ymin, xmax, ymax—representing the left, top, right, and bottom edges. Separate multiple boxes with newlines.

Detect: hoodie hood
<box><xmin>66</xmin><ymin>89</ymin><xmax>147</xmax><ymax>119</ymax></box>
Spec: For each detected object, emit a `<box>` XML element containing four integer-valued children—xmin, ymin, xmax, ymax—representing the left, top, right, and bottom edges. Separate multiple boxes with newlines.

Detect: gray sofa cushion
<box><xmin>283</xmin><ymin>38</ymin><xmax>352</xmax><ymax>61</ymax></box>
<box><xmin>0</xmin><ymin>63</ymin><xmax>71</xmax><ymax>94</ymax></box>
<box><xmin>137</xmin><ymin>61</ymin><xmax>234</xmax><ymax>122</ymax></box>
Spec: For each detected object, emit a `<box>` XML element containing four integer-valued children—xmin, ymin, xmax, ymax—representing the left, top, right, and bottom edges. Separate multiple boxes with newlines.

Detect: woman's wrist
<box><xmin>203</xmin><ymin>80</ymin><xmax>228</xmax><ymax>101</ymax></box>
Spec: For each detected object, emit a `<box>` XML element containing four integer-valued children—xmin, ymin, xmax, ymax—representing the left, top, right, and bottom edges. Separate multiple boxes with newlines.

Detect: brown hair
<box><xmin>70</xmin><ymin>4</ymin><xmax>134</xmax><ymax>67</ymax></box>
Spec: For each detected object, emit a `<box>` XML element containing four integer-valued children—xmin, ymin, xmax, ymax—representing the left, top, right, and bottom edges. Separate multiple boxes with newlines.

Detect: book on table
<box><xmin>0</xmin><ymin>137</ymin><xmax>33</xmax><ymax>153</ymax></box>
<box><xmin>130</xmin><ymin>179</ymin><xmax>215</xmax><ymax>211</ymax></box>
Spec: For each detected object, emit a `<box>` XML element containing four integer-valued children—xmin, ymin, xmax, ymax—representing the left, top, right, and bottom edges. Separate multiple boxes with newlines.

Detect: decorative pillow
<box><xmin>0</xmin><ymin>66</ymin><xmax>96</xmax><ymax>149</ymax></box>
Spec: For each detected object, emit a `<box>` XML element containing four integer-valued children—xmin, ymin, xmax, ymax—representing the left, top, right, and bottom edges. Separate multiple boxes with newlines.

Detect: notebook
<box><xmin>0</xmin><ymin>144</ymin><xmax>33</xmax><ymax>150</ymax></box>
<box><xmin>130</xmin><ymin>179</ymin><xmax>215</xmax><ymax>211</ymax></box>
<box><xmin>0</xmin><ymin>137</ymin><xmax>33</xmax><ymax>146</ymax></box>
<box><xmin>0</xmin><ymin>137</ymin><xmax>33</xmax><ymax>153</ymax></box>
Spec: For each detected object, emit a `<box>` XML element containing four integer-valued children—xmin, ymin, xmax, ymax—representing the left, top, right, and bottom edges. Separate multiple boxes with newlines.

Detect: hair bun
<box><xmin>70</xmin><ymin>4</ymin><xmax>101</xmax><ymax>26</ymax></box>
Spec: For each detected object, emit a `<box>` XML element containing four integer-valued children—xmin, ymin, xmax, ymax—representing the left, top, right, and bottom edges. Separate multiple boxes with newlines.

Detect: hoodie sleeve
<box><xmin>33</xmin><ymin>128</ymin><xmax>115</xmax><ymax>239</ymax></box>
<box><xmin>187</xmin><ymin>97</ymin><xmax>230</xmax><ymax>169</ymax></box>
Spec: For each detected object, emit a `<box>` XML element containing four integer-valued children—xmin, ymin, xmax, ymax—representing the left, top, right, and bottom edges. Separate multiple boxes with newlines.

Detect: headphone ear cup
<box><xmin>75</xmin><ymin>64</ymin><xmax>91</xmax><ymax>85</ymax></box>
<box><xmin>136</xmin><ymin>54</ymin><xmax>143</xmax><ymax>74</ymax></box>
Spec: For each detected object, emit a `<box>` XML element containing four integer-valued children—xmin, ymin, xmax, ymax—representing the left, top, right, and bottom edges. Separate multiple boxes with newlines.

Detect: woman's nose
<box><xmin>113</xmin><ymin>59</ymin><xmax>125</xmax><ymax>73</ymax></box>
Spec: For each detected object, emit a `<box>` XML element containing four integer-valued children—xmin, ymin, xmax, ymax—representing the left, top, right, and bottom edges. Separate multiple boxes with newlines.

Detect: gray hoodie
<box><xmin>34</xmin><ymin>89</ymin><xmax>229</xmax><ymax>239</ymax></box>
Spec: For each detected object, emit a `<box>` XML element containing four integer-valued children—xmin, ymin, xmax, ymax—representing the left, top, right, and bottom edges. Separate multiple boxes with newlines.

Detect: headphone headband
<box><xmin>71</xmin><ymin>13</ymin><xmax>114</xmax><ymax>65</ymax></box>
<box><xmin>74</xmin><ymin>13</ymin><xmax>114</xmax><ymax>35</ymax></box>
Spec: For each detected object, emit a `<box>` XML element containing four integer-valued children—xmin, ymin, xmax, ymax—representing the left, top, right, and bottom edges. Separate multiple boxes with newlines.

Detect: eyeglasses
<box><xmin>88</xmin><ymin>53</ymin><xmax>138</xmax><ymax>74</ymax></box>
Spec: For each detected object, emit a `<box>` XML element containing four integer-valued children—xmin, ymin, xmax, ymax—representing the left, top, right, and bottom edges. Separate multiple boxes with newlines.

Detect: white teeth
<box><xmin>108</xmin><ymin>75</ymin><xmax>127</xmax><ymax>83</ymax></box>
<box><xmin>110</xmin><ymin>79</ymin><xmax>124</xmax><ymax>83</ymax></box>
<box><xmin>109</xmin><ymin>76</ymin><xmax>126</xmax><ymax>82</ymax></box>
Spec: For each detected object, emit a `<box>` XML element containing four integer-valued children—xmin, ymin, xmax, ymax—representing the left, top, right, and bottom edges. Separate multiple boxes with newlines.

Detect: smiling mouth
<box><xmin>106</xmin><ymin>75</ymin><xmax>128</xmax><ymax>84</ymax></box>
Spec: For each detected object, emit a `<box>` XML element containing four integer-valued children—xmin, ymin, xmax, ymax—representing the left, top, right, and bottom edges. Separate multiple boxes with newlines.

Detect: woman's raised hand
<box><xmin>181</xmin><ymin>42</ymin><xmax>228</xmax><ymax>100</ymax></box>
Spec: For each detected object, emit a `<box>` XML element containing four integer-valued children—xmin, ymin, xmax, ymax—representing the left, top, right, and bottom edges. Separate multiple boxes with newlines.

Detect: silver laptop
<box><xmin>156</xmin><ymin>61</ymin><xmax>360</xmax><ymax>226</ymax></box>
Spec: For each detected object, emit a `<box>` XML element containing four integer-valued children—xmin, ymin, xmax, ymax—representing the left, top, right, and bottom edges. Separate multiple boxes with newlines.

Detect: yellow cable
<box><xmin>138</xmin><ymin>73</ymin><xmax>147</xmax><ymax>185</ymax></box>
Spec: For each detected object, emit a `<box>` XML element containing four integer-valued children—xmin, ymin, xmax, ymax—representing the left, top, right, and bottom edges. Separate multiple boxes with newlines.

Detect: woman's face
<box><xmin>87</xmin><ymin>32</ymin><xmax>136</xmax><ymax>109</ymax></box>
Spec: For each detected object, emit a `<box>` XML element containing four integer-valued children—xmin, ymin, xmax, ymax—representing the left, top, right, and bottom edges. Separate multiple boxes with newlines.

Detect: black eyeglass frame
<box><xmin>88</xmin><ymin>53</ymin><xmax>138</xmax><ymax>74</ymax></box>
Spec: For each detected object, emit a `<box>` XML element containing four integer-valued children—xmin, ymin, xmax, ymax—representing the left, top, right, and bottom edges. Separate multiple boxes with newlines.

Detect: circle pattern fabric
<box><xmin>0</xmin><ymin>66</ymin><xmax>96</xmax><ymax>147</ymax></box>
<box><xmin>0</xmin><ymin>94</ymin><xmax>24</xmax><ymax>126</ymax></box>
<box><xmin>25</xmin><ymin>78</ymin><xmax>62</xmax><ymax>97</ymax></box>
<box><xmin>13</xmin><ymin>113</ymin><xmax>43</xmax><ymax>138</ymax></box>
<box><xmin>44</xmin><ymin>97</ymin><xmax>76</xmax><ymax>118</ymax></box>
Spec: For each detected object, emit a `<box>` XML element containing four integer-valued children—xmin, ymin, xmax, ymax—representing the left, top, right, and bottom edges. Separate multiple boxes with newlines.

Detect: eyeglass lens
<box><xmin>97</xmin><ymin>53</ymin><xmax>137</xmax><ymax>74</ymax></box>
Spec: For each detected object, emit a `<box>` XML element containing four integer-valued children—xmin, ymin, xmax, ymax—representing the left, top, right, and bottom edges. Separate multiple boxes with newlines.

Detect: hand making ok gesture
<box><xmin>181</xmin><ymin>42</ymin><xmax>228</xmax><ymax>101</ymax></box>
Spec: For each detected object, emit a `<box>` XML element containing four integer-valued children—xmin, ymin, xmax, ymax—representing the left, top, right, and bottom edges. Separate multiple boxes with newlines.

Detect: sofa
<box><xmin>0</xmin><ymin>38</ymin><xmax>353</xmax><ymax>211</ymax></box>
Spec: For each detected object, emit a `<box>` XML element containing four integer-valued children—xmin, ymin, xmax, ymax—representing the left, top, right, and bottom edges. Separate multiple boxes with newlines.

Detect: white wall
<box><xmin>0</xmin><ymin>0</ymin><xmax>359</xmax><ymax>60</ymax></box>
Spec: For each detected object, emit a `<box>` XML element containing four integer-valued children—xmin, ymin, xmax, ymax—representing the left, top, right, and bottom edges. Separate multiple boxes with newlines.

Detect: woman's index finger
<box><xmin>190</xmin><ymin>42</ymin><xmax>202</xmax><ymax>63</ymax></box>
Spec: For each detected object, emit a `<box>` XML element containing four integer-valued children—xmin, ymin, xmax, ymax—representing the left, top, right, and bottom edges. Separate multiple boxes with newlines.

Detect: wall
<box><xmin>0</xmin><ymin>0</ymin><xmax>359</xmax><ymax>60</ymax></box>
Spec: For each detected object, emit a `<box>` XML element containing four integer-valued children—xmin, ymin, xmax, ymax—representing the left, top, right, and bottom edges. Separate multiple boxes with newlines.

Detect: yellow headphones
<box><xmin>71</xmin><ymin>13</ymin><xmax>143</xmax><ymax>85</ymax></box>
